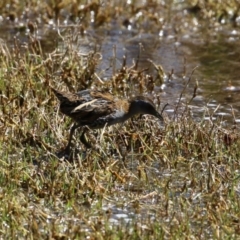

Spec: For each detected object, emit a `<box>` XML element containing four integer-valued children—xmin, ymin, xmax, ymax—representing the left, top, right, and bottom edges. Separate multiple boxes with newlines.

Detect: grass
<box><xmin>0</xmin><ymin>0</ymin><xmax>240</xmax><ymax>239</ymax></box>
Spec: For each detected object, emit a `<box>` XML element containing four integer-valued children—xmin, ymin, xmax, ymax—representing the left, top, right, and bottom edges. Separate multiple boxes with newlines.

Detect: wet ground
<box><xmin>1</xmin><ymin>2</ymin><xmax>240</xmax><ymax>237</ymax></box>
<box><xmin>1</xmin><ymin>2</ymin><xmax>240</xmax><ymax>125</ymax></box>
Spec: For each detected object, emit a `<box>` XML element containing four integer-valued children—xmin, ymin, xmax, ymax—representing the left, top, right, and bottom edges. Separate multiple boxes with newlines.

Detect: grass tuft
<box><xmin>0</xmin><ymin>1</ymin><xmax>240</xmax><ymax>238</ymax></box>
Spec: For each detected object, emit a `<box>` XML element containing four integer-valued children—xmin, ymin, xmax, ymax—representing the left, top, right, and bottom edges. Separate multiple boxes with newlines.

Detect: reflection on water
<box><xmin>1</xmin><ymin>4</ymin><xmax>239</xmax><ymax>235</ymax></box>
<box><xmin>182</xmin><ymin>33</ymin><xmax>240</xmax><ymax>123</ymax></box>
<box><xmin>92</xmin><ymin>23</ymin><xmax>240</xmax><ymax>124</ymax></box>
<box><xmin>1</xmin><ymin>14</ymin><xmax>240</xmax><ymax>124</ymax></box>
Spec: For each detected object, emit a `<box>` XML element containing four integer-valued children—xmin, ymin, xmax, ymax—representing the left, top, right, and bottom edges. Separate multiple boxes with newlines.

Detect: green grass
<box><xmin>0</xmin><ymin>39</ymin><xmax>239</xmax><ymax>238</ymax></box>
<box><xmin>0</xmin><ymin>0</ymin><xmax>240</xmax><ymax>239</ymax></box>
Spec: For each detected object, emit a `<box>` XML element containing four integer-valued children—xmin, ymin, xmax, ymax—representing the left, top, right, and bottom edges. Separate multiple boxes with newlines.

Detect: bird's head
<box><xmin>129</xmin><ymin>96</ymin><xmax>163</xmax><ymax>120</ymax></box>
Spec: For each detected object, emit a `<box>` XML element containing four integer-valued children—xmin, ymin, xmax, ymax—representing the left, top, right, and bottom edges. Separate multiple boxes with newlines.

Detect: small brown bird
<box><xmin>51</xmin><ymin>87</ymin><xmax>163</xmax><ymax>152</ymax></box>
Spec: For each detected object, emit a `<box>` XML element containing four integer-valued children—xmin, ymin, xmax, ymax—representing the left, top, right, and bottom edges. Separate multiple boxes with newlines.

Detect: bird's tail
<box><xmin>51</xmin><ymin>87</ymin><xmax>69</xmax><ymax>102</ymax></box>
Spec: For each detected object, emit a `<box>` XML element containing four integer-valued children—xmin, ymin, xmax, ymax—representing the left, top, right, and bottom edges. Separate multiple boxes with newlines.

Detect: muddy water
<box><xmin>1</xmin><ymin>12</ymin><xmax>240</xmax><ymax>125</ymax></box>
<box><xmin>180</xmin><ymin>31</ymin><xmax>240</xmax><ymax>124</ymax></box>
<box><xmin>66</xmin><ymin>23</ymin><xmax>240</xmax><ymax>125</ymax></box>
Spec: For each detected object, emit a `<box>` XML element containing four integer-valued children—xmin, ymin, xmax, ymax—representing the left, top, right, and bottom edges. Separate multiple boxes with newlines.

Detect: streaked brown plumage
<box><xmin>51</xmin><ymin>87</ymin><xmax>163</xmax><ymax>152</ymax></box>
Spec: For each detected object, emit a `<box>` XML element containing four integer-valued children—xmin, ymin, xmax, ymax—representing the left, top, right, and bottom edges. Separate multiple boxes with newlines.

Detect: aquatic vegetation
<box><xmin>0</xmin><ymin>1</ymin><xmax>240</xmax><ymax>239</ymax></box>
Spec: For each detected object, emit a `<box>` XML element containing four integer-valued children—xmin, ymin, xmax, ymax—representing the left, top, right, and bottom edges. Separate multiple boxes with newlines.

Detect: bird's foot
<box><xmin>80</xmin><ymin>133</ymin><xmax>92</xmax><ymax>149</ymax></box>
<box><xmin>55</xmin><ymin>144</ymin><xmax>73</xmax><ymax>160</ymax></box>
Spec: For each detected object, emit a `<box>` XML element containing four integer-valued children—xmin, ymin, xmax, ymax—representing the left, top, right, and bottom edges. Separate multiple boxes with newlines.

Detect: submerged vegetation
<box><xmin>0</xmin><ymin>0</ymin><xmax>240</xmax><ymax>239</ymax></box>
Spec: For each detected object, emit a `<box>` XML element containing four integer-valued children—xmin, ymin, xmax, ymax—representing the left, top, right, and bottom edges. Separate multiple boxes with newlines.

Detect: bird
<box><xmin>51</xmin><ymin>87</ymin><xmax>163</xmax><ymax>152</ymax></box>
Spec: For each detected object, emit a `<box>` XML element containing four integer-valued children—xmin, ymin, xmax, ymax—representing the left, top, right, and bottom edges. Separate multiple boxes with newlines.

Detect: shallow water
<box><xmin>1</xmin><ymin>3</ymin><xmax>239</xmax><ymax>236</ymax></box>
<box><xmin>1</xmin><ymin>9</ymin><xmax>240</xmax><ymax>125</ymax></box>
<box><xmin>71</xmin><ymin>23</ymin><xmax>240</xmax><ymax>125</ymax></box>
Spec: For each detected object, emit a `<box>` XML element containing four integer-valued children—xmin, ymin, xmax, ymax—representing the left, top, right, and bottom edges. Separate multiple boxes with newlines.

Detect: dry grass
<box><xmin>0</xmin><ymin>33</ymin><xmax>239</xmax><ymax>239</ymax></box>
<box><xmin>0</xmin><ymin>0</ymin><xmax>240</xmax><ymax>239</ymax></box>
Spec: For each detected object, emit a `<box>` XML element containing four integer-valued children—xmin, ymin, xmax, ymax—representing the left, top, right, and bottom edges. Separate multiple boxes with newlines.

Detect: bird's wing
<box><xmin>70</xmin><ymin>91</ymin><xmax>115</xmax><ymax>123</ymax></box>
<box><xmin>71</xmin><ymin>99</ymin><xmax>98</xmax><ymax>113</ymax></box>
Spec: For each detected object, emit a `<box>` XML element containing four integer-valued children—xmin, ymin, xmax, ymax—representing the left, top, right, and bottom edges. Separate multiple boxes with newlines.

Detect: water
<box><xmin>1</xmin><ymin>2</ymin><xmax>238</xmax><ymax>236</ymax></box>
<box><xmin>1</xmin><ymin>8</ymin><xmax>240</xmax><ymax>124</ymax></box>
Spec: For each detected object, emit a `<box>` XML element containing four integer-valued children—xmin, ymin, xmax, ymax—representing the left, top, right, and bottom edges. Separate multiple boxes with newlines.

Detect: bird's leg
<box><xmin>80</xmin><ymin>127</ymin><xmax>92</xmax><ymax>149</ymax></box>
<box><xmin>64</xmin><ymin>123</ymin><xmax>81</xmax><ymax>153</ymax></box>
